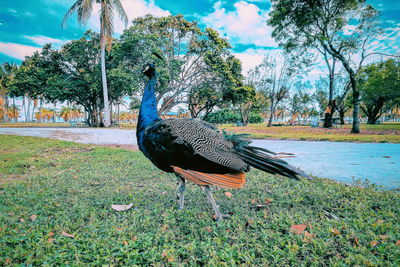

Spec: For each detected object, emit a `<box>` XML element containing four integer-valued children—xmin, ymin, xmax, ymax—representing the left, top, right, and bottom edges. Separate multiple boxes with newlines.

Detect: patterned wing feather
<box><xmin>148</xmin><ymin>119</ymin><xmax>249</xmax><ymax>172</ymax></box>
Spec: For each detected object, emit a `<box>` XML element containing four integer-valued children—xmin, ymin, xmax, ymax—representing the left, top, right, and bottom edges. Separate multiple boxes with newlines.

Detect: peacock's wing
<box><xmin>142</xmin><ymin>118</ymin><xmax>249</xmax><ymax>173</ymax></box>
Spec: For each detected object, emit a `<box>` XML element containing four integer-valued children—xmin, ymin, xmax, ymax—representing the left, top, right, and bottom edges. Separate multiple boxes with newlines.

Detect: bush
<box><xmin>249</xmin><ymin>112</ymin><xmax>263</xmax><ymax>123</ymax></box>
<box><xmin>204</xmin><ymin>109</ymin><xmax>240</xmax><ymax>123</ymax></box>
<box><xmin>204</xmin><ymin>109</ymin><xmax>263</xmax><ymax>124</ymax></box>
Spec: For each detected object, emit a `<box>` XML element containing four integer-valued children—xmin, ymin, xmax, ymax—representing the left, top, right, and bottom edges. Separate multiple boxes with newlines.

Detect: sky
<box><xmin>0</xmin><ymin>0</ymin><xmax>399</xmax><ymax>75</ymax></box>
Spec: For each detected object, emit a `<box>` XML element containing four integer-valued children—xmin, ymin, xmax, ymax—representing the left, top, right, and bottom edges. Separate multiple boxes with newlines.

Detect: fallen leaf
<box><xmin>265</xmin><ymin>198</ymin><xmax>273</xmax><ymax>204</ymax></box>
<box><xmin>376</xmin><ymin>219</ymin><xmax>385</xmax><ymax>224</ymax></box>
<box><xmin>47</xmin><ymin>238</ymin><xmax>55</xmax><ymax>243</ymax></box>
<box><xmin>5</xmin><ymin>258</ymin><xmax>11</xmax><ymax>265</ymax></box>
<box><xmin>370</xmin><ymin>240</ymin><xmax>378</xmax><ymax>247</ymax></box>
<box><xmin>290</xmin><ymin>224</ymin><xmax>307</xmax><ymax>234</ymax></box>
<box><xmin>167</xmin><ymin>258</ymin><xmax>174</xmax><ymax>262</ymax></box>
<box><xmin>161</xmin><ymin>252</ymin><xmax>167</xmax><ymax>258</ymax></box>
<box><xmin>225</xmin><ymin>192</ymin><xmax>232</xmax><ymax>198</ymax></box>
<box><xmin>251</xmin><ymin>199</ymin><xmax>256</xmax><ymax>204</ymax></box>
<box><xmin>351</xmin><ymin>236</ymin><xmax>360</xmax><ymax>246</ymax></box>
<box><xmin>19</xmin><ymin>218</ymin><xmax>25</xmax><ymax>223</ymax></box>
<box><xmin>111</xmin><ymin>203</ymin><xmax>133</xmax><ymax>211</ymax></box>
<box><xmin>380</xmin><ymin>235</ymin><xmax>388</xmax><ymax>241</ymax></box>
<box><xmin>396</xmin><ymin>240</ymin><xmax>400</xmax><ymax>245</ymax></box>
<box><xmin>131</xmin><ymin>236</ymin><xmax>137</xmax><ymax>241</ymax></box>
<box><xmin>61</xmin><ymin>231</ymin><xmax>75</xmax><ymax>238</ymax></box>
<box><xmin>49</xmin><ymin>232</ymin><xmax>54</xmax><ymax>237</ymax></box>
<box><xmin>303</xmin><ymin>231</ymin><xmax>314</xmax><ymax>242</ymax></box>
<box><xmin>30</xmin><ymin>214</ymin><xmax>37</xmax><ymax>221</ymax></box>
<box><xmin>203</xmin><ymin>226</ymin><xmax>212</xmax><ymax>233</ymax></box>
<box><xmin>330</xmin><ymin>228</ymin><xmax>341</xmax><ymax>236</ymax></box>
<box><xmin>123</xmin><ymin>240</ymin><xmax>128</xmax><ymax>246</ymax></box>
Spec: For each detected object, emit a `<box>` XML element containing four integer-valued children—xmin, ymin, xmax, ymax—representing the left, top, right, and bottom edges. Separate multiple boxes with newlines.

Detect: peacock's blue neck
<box><xmin>137</xmin><ymin>75</ymin><xmax>161</xmax><ymax>145</ymax></box>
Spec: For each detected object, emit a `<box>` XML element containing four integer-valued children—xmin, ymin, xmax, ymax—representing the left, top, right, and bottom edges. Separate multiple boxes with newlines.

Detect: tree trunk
<box><xmin>100</xmin><ymin>22</ymin><xmax>111</xmax><ymax>127</ymax></box>
<box><xmin>53</xmin><ymin>103</ymin><xmax>56</xmax><ymax>123</ymax></box>
<box><xmin>3</xmin><ymin>95</ymin><xmax>9</xmax><ymax>123</ymax></box>
<box><xmin>322</xmin><ymin>55</ymin><xmax>336</xmax><ymax>128</ymax></box>
<box><xmin>335</xmin><ymin>54</ymin><xmax>359</xmax><ymax>133</ymax></box>
<box><xmin>267</xmin><ymin>100</ymin><xmax>274</xmax><ymax>127</ymax></box>
<box><xmin>323</xmin><ymin>110</ymin><xmax>333</xmax><ymax>128</ymax></box>
<box><xmin>117</xmin><ymin>103</ymin><xmax>120</xmax><ymax>125</ymax></box>
<box><xmin>339</xmin><ymin>109</ymin><xmax>345</xmax><ymax>125</ymax></box>
<box><xmin>12</xmin><ymin>97</ymin><xmax>16</xmax><ymax>122</ymax></box>
<box><xmin>26</xmin><ymin>97</ymin><xmax>31</xmax><ymax>122</ymax></box>
<box><xmin>367</xmin><ymin>116</ymin><xmax>378</xmax><ymax>124</ymax></box>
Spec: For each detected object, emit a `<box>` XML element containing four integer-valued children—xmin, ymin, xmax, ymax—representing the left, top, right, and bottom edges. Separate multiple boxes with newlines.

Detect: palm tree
<box><xmin>62</xmin><ymin>0</ymin><xmax>128</xmax><ymax>127</ymax></box>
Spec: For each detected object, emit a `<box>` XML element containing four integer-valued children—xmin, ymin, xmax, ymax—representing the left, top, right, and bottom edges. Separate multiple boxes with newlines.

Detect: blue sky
<box><xmin>0</xmin><ymin>0</ymin><xmax>399</xmax><ymax>73</ymax></box>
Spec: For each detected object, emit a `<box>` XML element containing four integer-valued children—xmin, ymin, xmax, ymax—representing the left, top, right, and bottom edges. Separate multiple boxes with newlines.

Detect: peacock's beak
<box><xmin>142</xmin><ymin>65</ymin><xmax>150</xmax><ymax>74</ymax></box>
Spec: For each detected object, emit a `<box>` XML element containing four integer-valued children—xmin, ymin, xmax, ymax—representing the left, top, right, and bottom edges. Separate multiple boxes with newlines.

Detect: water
<box><xmin>1</xmin><ymin>128</ymin><xmax>399</xmax><ymax>190</ymax></box>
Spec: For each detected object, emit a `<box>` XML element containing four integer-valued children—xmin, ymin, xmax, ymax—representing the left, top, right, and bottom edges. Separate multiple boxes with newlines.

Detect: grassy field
<box><xmin>222</xmin><ymin>123</ymin><xmax>400</xmax><ymax>143</ymax></box>
<box><xmin>0</xmin><ymin>135</ymin><xmax>399</xmax><ymax>266</ymax></box>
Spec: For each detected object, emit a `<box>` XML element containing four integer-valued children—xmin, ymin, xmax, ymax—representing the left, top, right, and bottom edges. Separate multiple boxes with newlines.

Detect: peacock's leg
<box><xmin>176</xmin><ymin>175</ymin><xmax>186</xmax><ymax>209</ymax></box>
<box><xmin>201</xmin><ymin>186</ymin><xmax>229</xmax><ymax>222</ymax></box>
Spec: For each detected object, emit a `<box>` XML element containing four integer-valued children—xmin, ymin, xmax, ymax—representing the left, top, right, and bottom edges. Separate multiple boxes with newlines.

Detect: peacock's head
<box><xmin>142</xmin><ymin>63</ymin><xmax>156</xmax><ymax>78</ymax></box>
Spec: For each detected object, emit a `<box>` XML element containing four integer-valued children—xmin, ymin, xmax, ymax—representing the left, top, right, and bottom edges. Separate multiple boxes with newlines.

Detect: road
<box><xmin>1</xmin><ymin>127</ymin><xmax>399</xmax><ymax>189</ymax></box>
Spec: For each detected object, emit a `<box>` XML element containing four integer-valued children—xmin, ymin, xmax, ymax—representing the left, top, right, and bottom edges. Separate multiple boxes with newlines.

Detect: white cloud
<box><xmin>24</xmin><ymin>35</ymin><xmax>68</xmax><ymax>48</ymax></box>
<box><xmin>234</xmin><ymin>48</ymin><xmax>282</xmax><ymax>75</ymax></box>
<box><xmin>202</xmin><ymin>1</ymin><xmax>277</xmax><ymax>47</ymax></box>
<box><xmin>85</xmin><ymin>0</ymin><xmax>170</xmax><ymax>34</ymax></box>
<box><xmin>0</xmin><ymin>42</ymin><xmax>41</xmax><ymax>60</ymax></box>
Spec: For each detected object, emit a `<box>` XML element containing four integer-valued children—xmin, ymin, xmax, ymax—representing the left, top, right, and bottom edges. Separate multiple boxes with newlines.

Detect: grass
<box><xmin>222</xmin><ymin>123</ymin><xmax>400</xmax><ymax>143</ymax></box>
<box><xmin>0</xmin><ymin>135</ymin><xmax>399</xmax><ymax>266</ymax></box>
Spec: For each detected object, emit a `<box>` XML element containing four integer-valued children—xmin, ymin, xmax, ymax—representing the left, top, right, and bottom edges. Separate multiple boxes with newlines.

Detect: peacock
<box><xmin>137</xmin><ymin>63</ymin><xmax>309</xmax><ymax>221</ymax></box>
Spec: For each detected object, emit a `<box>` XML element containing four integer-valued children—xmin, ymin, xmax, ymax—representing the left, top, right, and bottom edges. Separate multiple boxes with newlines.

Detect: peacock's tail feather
<box><xmin>172</xmin><ymin>166</ymin><xmax>246</xmax><ymax>189</ymax></box>
<box><xmin>236</xmin><ymin>145</ymin><xmax>310</xmax><ymax>180</ymax></box>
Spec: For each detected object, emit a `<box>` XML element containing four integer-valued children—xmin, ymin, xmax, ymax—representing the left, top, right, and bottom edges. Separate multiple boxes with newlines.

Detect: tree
<box><xmin>359</xmin><ymin>59</ymin><xmax>400</xmax><ymax>124</ymax></box>
<box><xmin>287</xmin><ymin>81</ymin><xmax>313</xmax><ymax>123</ymax></box>
<box><xmin>188</xmin><ymin>84</ymin><xmax>221</xmax><ymax>118</ymax></box>
<box><xmin>268</xmin><ymin>0</ymin><xmax>383</xmax><ymax>133</ymax></box>
<box><xmin>228</xmin><ymin>85</ymin><xmax>256</xmax><ymax>125</ymax></box>
<box><xmin>62</xmin><ymin>0</ymin><xmax>128</xmax><ymax>127</ymax></box>
<box><xmin>248</xmin><ymin>53</ymin><xmax>304</xmax><ymax>126</ymax></box>
<box><xmin>238</xmin><ymin>90</ymin><xmax>268</xmax><ymax>125</ymax></box>
<box><xmin>116</xmin><ymin>15</ymin><xmax>242</xmax><ymax>116</ymax></box>
<box><xmin>9</xmin><ymin>32</ymin><xmax>136</xmax><ymax>127</ymax></box>
<box><xmin>0</xmin><ymin>63</ymin><xmax>17</xmax><ymax>123</ymax></box>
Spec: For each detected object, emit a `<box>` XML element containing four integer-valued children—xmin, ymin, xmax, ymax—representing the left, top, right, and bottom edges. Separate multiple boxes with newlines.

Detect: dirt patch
<box><xmin>44</xmin><ymin>147</ymin><xmax>94</xmax><ymax>153</ymax></box>
<box><xmin>0</xmin><ymin>174</ymin><xmax>26</xmax><ymax>185</ymax></box>
<box><xmin>49</xmin><ymin>130</ymin><xmax>90</xmax><ymax>141</ymax></box>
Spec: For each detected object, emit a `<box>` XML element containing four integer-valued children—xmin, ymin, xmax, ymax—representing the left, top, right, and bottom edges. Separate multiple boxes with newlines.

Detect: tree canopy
<box><xmin>359</xmin><ymin>59</ymin><xmax>400</xmax><ymax>124</ymax></box>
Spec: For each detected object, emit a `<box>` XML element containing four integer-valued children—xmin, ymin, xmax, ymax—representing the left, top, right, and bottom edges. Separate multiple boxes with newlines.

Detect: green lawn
<box><xmin>222</xmin><ymin>123</ymin><xmax>400</xmax><ymax>143</ymax></box>
<box><xmin>0</xmin><ymin>135</ymin><xmax>399</xmax><ymax>266</ymax></box>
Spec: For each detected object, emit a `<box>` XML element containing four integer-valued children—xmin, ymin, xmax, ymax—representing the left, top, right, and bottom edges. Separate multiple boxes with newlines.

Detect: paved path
<box><xmin>1</xmin><ymin>127</ymin><xmax>399</xmax><ymax>190</ymax></box>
